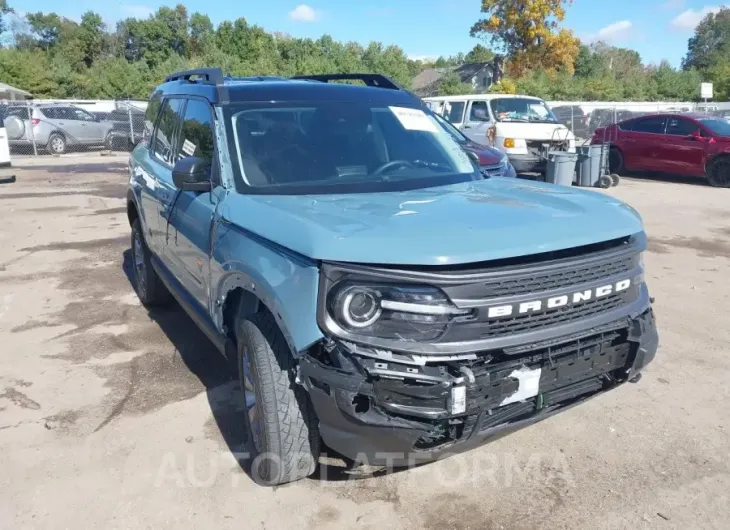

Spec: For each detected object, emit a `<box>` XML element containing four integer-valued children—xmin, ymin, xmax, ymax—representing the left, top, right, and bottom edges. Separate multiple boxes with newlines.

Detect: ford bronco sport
<box><xmin>127</xmin><ymin>68</ymin><xmax>658</xmax><ymax>486</ymax></box>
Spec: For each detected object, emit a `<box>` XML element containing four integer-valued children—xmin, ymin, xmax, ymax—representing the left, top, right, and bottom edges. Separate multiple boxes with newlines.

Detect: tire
<box><xmin>130</xmin><ymin>219</ymin><xmax>171</xmax><ymax>306</ymax></box>
<box><xmin>47</xmin><ymin>132</ymin><xmax>66</xmax><ymax>155</ymax></box>
<box><xmin>598</xmin><ymin>175</ymin><xmax>612</xmax><ymax>189</ymax></box>
<box><xmin>104</xmin><ymin>132</ymin><xmax>113</xmax><ymax>150</ymax></box>
<box><xmin>236</xmin><ymin>311</ymin><xmax>320</xmax><ymax>486</ymax></box>
<box><xmin>707</xmin><ymin>157</ymin><xmax>730</xmax><ymax>188</ymax></box>
<box><xmin>610</xmin><ymin>173</ymin><xmax>621</xmax><ymax>187</ymax></box>
<box><xmin>608</xmin><ymin>147</ymin><xmax>624</xmax><ymax>174</ymax></box>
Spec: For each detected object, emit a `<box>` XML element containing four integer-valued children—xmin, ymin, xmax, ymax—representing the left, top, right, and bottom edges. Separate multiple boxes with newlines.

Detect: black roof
<box><xmin>156</xmin><ymin>68</ymin><xmax>422</xmax><ymax>106</ymax></box>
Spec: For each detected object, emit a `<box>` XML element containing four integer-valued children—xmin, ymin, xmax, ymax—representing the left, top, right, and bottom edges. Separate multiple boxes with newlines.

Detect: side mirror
<box><xmin>172</xmin><ymin>156</ymin><xmax>211</xmax><ymax>192</ymax></box>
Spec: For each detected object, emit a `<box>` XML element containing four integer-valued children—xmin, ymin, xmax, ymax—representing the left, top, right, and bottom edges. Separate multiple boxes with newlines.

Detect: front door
<box><xmin>165</xmin><ymin>97</ymin><xmax>219</xmax><ymax>309</ymax></box>
<box><xmin>661</xmin><ymin>117</ymin><xmax>707</xmax><ymax>176</ymax></box>
<box><xmin>461</xmin><ymin>100</ymin><xmax>493</xmax><ymax>144</ymax></box>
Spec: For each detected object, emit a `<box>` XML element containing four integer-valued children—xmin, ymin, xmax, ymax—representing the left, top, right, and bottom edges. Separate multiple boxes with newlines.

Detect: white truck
<box><xmin>424</xmin><ymin>94</ymin><xmax>575</xmax><ymax>174</ymax></box>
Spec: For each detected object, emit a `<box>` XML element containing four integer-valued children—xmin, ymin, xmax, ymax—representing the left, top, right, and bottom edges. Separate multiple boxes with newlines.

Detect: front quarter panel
<box><xmin>210</xmin><ymin>214</ymin><xmax>323</xmax><ymax>355</ymax></box>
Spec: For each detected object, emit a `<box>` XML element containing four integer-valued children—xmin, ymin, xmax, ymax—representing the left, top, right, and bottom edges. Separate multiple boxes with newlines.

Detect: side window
<box><xmin>151</xmin><ymin>98</ymin><xmax>184</xmax><ymax>165</ymax></box>
<box><xmin>631</xmin><ymin>117</ymin><xmax>666</xmax><ymax>134</ymax></box>
<box><xmin>445</xmin><ymin>102</ymin><xmax>465</xmax><ymax>124</ymax></box>
<box><xmin>143</xmin><ymin>91</ymin><xmax>163</xmax><ymax>145</ymax></box>
<box><xmin>175</xmin><ymin>99</ymin><xmax>215</xmax><ymax>170</ymax></box>
<box><xmin>41</xmin><ymin>108</ymin><xmax>57</xmax><ymax>119</ymax></box>
<box><xmin>666</xmin><ymin>118</ymin><xmax>698</xmax><ymax>136</ymax></box>
<box><xmin>71</xmin><ymin>108</ymin><xmax>95</xmax><ymax>121</ymax></box>
<box><xmin>469</xmin><ymin>101</ymin><xmax>490</xmax><ymax>122</ymax></box>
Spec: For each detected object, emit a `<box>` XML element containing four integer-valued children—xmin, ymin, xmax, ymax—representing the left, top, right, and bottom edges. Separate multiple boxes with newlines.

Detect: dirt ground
<box><xmin>0</xmin><ymin>155</ymin><xmax>728</xmax><ymax>529</ymax></box>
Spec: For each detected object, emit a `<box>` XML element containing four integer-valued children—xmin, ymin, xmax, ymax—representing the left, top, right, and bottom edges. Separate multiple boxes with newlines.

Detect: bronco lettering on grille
<box><xmin>486</xmin><ymin>279</ymin><xmax>631</xmax><ymax>319</ymax></box>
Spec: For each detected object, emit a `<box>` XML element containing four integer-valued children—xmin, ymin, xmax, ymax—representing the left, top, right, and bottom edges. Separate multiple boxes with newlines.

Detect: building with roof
<box><xmin>0</xmin><ymin>82</ymin><xmax>32</xmax><ymax>101</ymax></box>
<box><xmin>412</xmin><ymin>62</ymin><xmax>495</xmax><ymax>97</ymax></box>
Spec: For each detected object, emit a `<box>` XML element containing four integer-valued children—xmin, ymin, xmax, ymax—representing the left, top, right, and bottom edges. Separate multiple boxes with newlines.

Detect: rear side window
<box><xmin>666</xmin><ymin>118</ymin><xmax>698</xmax><ymax>136</ymax></box>
<box><xmin>175</xmin><ymin>99</ymin><xmax>215</xmax><ymax>169</ymax></box>
<box><xmin>152</xmin><ymin>98</ymin><xmax>184</xmax><ymax>165</ymax></box>
<box><xmin>143</xmin><ymin>91</ymin><xmax>163</xmax><ymax>145</ymax></box>
<box><xmin>445</xmin><ymin>102</ymin><xmax>465</xmax><ymax>124</ymax></box>
<box><xmin>40</xmin><ymin>108</ymin><xmax>58</xmax><ymax>119</ymax></box>
<box><xmin>631</xmin><ymin>117</ymin><xmax>666</xmax><ymax>134</ymax></box>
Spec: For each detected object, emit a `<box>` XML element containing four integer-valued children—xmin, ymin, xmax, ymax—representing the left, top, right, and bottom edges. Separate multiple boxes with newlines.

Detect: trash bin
<box><xmin>575</xmin><ymin>144</ymin><xmax>608</xmax><ymax>187</ymax></box>
<box><xmin>545</xmin><ymin>151</ymin><xmax>577</xmax><ymax>186</ymax></box>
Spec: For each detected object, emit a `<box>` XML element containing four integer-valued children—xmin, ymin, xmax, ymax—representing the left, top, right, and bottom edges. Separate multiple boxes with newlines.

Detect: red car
<box><xmin>593</xmin><ymin>113</ymin><xmax>730</xmax><ymax>187</ymax></box>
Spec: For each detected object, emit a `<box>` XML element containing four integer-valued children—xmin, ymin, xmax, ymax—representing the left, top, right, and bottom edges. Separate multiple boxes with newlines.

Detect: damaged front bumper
<box><xmin>299</xmin><ymin>309</ymin><xmax>658</xmax><ymax>466</ymax></box>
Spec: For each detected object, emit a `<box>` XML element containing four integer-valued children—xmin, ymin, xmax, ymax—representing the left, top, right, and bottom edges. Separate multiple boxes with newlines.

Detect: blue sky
<box><xmin>15</xmin><ymin>0</ymin><xmax>728</xmax><ymax>67</ymax></box>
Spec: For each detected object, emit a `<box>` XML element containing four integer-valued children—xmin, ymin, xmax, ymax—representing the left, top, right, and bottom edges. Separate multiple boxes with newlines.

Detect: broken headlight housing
<box><xmin>327</xmin><ymin>282</ymin><xmax>470</xmax><ymax>341</ymax></box>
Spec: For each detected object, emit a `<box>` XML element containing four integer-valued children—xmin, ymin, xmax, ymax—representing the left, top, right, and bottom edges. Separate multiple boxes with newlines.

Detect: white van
<box><xmin>423</xmin><ymin>94</ymin><xmax>575</xmax><ymax>174</ymax></box>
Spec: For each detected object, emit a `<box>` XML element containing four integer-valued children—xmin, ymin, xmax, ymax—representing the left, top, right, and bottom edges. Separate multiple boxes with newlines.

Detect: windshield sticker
<box><xmin>389</xmin><ymin>106</ymin><xmax>438</xmax><ymax>133</ymax></box>
<box><xmin>181</xmin><ymin>139</ymin><xmax>197</xmax><ymax>156</ymax></box>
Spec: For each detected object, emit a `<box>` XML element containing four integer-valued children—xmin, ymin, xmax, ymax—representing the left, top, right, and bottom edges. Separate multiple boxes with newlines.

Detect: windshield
<box><xmin>700</xmin><ymin>118</ymin><xmax>730</xmax><ymax>136</ymax></box>
<box><xmin>432</xmin><ymin>112</ymin><xmax>467</xmax><ymax>145</ymax></box>
<box><xmin>225</xmin><ymin>101</ymin><xmax>479</xmax><ymax>194</ymax></box>
<box><xmin>489</xmin><ymin>98</ymin><xmax>558</xmax><ymax>123</ymax></box>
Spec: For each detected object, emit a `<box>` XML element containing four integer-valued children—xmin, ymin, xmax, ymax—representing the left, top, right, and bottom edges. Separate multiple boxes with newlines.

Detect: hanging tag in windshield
<box><xmin>389</xmin><ymin>106</ymin><xmax>438</xmax><ymax>133</ymax></box>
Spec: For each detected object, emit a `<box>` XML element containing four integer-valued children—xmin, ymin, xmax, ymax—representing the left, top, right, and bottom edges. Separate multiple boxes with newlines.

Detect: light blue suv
<box><xmin>127</xmin><ymin>69</ymin><xmax>658</xmax><ymax>485</ymax></box>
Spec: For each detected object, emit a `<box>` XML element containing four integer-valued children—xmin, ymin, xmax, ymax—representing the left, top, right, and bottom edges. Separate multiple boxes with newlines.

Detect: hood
<box><xmin>494</xmin><ymin>122</ymin><xmax>574</xmax><ymax>141</ymax></box>
<box><xmin>220</xmin><ymin>179</ymin><xmax>643</xmax><ymax>266</ymax></box>
<box><xmin>464</xmin><ymin>141</ymin><xmax>503</xmax><ymax>166</ymax></box>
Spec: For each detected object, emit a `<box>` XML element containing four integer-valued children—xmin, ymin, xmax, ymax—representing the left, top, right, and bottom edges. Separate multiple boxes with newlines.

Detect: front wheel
<box><xmin>707</xmin><ymin>157</ymin><xmax>730</xmax><ymax>188</ymax></box>
<box><xmin>236</xmin><ymin>312</ymin><xmax>320</xmax><ymax>485</ymax></box>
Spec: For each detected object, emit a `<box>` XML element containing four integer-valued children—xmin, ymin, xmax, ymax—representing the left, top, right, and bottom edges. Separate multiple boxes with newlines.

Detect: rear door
<box><xmin>461</xmin><ymin>99</ymin><xmax>493</xmax><ymax>144</ymax></box>
<box><xmin>164</xmin><ymin>97</ymin><xmax>220</xmax><ymax>309</ymax></box>
<box><xmin>131</xmin><ymin>96</ymin><xmax>185</xmax><ymax>257</ymax></box>
<box><xmin>622</xmin><ymin>116</ymin><xmax>667</xmax><ymax>171</ymax></box>
<box><xmin>661</xmin><ymin>117</ymin><xmax>706</xmax><ymax>176</ymax></box>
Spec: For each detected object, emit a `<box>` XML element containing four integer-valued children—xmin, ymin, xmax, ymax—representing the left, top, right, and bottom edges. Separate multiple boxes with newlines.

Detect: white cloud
<box><xmin>671</xmin><ymin>6</ymin><xmax>721</xmax><ymax>30</ymax></box>
<box><xmin>408</xmin><ymin>54</ymin><xmax>440</xmax><ymax>62</ymax></box>
<box><xmin>120</xmin><ymin>5</ymin><xmax>155</xmax><ymax>19</ymax></box>
<box><xmin>662</xmin><ymin>0</ymin><xmax>685</xmax><ymax>10</ymax></box>
<box><xmin>586</xmin><ymin>20</ymin><xmax>634</xmax><ymax>43</ymax></box>
<box><xmin>288</xmin><ymin>4</ymin><xmax>320</xmax><ymax>22</ymax></box>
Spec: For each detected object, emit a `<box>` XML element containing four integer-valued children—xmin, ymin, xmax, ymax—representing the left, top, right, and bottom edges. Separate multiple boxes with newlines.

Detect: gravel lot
<box><xmin>0</xmin><ymin>156</ymin><xmax>728</xmax><ymax>529</ymax></box>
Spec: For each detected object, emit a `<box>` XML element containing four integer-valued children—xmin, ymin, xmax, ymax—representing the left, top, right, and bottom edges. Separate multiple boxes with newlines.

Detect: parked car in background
<box><xmin>93</xmin><ymin>108</ymin><xmax>145</xmax><ymax>150</ymax></box>
<box><xmin>424</xmin><ymin>94</ymin><xmax>575</xmax><ymax>174</ymax></box>
<box><xmin>594</xmin><ymin>113</ymin><xmax>730</xmax><ymax>187</ymax></box>
<box><xmin>551</xmin><ymin>105</ymin><xmax>590</xmax><ymax>139</ymax></box>
<box><xmin>432</xmin><ymin>112</ymin><xmax>516</xmax><ymax>178</ymax></box>
<box><xmin>588</xmin><ymin>109</ymin><xmax>641</xmax><ymax>136</ymax></box>
<box><xmin>714</xmin><ymin>109</ymin><xmax>730</xmax><ymax>121</ymax></box>
<box><xmin>3</xmin><ymin>103</ymin><xmax>113</xmax><ymax>154</ymax></box>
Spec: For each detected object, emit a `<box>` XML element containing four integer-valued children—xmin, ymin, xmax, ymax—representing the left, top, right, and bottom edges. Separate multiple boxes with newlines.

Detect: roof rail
<box><xmin>291</xmin><ymin>73</ymin><xmax>402</xmax><ymax>90</ymax></box>
<box><xmin>164</xmin><ymin>68</ymin><xmax>224</xmax><ymax>85</ymax></box>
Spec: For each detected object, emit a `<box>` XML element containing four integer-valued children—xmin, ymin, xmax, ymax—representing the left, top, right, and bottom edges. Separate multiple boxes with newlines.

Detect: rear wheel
<box><xmin>608</xmin><ymin>147</ymin><xmax>624</xmax><ymax>174</ymax></box>
<box><xmin>47</xmin><ymin>133</ymin><xmax>66</xmax><ymax>155</ymax></box>
<box><xmin>598</xmin><ymin>175</ymin><xmax>613</xmax><ymax>189</ymax></box>
<box><xmin>707</xmin><ymin>157</ymin><xmax>730</xmax><ymax>188</ymax></box>
<box><xmin>130</xmin><ymin>219</ymin><xmax>171</xmax><ymax>306</ymax></box>
<box><xmin>236</xmin><ymin>311</ymin><xmax>320</xmax><ymax>485</ymax></box>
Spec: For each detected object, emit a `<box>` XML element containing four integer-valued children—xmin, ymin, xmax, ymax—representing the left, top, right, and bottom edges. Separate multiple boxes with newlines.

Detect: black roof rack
<box><xmin>291</xmin><ymin>73</ymin><xmax>402</xmax><ymax>90</ymax></box>
<box><xmin>164</xmin><ymin>67</ymin><xmax>224</xmax><ymax>85</ymax></box>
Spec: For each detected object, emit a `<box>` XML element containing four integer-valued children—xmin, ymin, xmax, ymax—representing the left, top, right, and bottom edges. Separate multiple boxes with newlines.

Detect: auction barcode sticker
<box><xmin>389</xmin><ymin>106</ymin><xmax>437</xmax><ymax>132</ymax></box>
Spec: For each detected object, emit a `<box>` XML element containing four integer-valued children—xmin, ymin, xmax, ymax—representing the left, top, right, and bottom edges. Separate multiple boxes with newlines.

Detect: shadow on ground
<box><xmin>121</xmin><ymin>249</ymin><xmax>393</xmax><ymax>484</ymax></box>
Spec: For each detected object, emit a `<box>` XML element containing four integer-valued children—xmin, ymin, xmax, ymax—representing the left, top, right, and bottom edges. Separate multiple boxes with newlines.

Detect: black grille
<box><xmin>482</xmin><ymin>254</ymin><xmax>636</xmax><ymax>297</ymax></box>
<box><xmin>470</xmin><ymin>292</ymin><xmax>628</xmax><ymax>339</ymax></box>
<box><xmin>481</xmin><ymin>163</ymin><xmax>506</xmax><ymax>178</ymax></box>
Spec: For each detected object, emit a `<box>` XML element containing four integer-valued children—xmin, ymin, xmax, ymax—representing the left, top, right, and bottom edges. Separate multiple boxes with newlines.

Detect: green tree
<box><xmin>437</xmin><ymin>71</ymin><xmax>472</xmax><ymax>95</ymax></box>
<box><xmin>682</xmin><ymin>7</ymin><xmax>730</xmax><ymax>72</ymax></box>
<box><xmin>464</xmin><ymin>44</ymin><xmax>494</xmax><ymax>63</ymax></box>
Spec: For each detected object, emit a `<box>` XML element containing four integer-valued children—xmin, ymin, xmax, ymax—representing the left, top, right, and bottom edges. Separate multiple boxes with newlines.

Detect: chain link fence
<box><xmin>0</xmin><ymin>98</ymin><xmax>146</xmax><ymax>158</ymax></box>
<box><xmin>547</xmin><ymin>102</ymin><xmax>730</xmax><ymax>143</ymax></box>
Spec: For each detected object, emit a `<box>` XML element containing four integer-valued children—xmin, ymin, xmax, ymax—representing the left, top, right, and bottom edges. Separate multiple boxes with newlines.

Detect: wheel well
<box><xmin>222</xmin><ymin>287</ymin><xmax>261</xmax><ymax>343</ymax></box>
<box><xmin>707</xmin><ymin>153</ymin><xmax>730</xmax><ymax>171</ymax></box>
<box><xmin>48</xmin><ymin>130</ymin><xmax>66</xmax><ymax>142</ymax></box>
<box><xmin>127</xmin><ymin>200</ymin><xmax>139</xmax><ymax>227</ymax></box>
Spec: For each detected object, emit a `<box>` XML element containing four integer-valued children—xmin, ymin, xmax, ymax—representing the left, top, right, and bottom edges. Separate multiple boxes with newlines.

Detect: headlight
<box><xmin>328</xmin><ymin>282</ymin><xmax>470</xmax><ymax>341</ymax></box>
